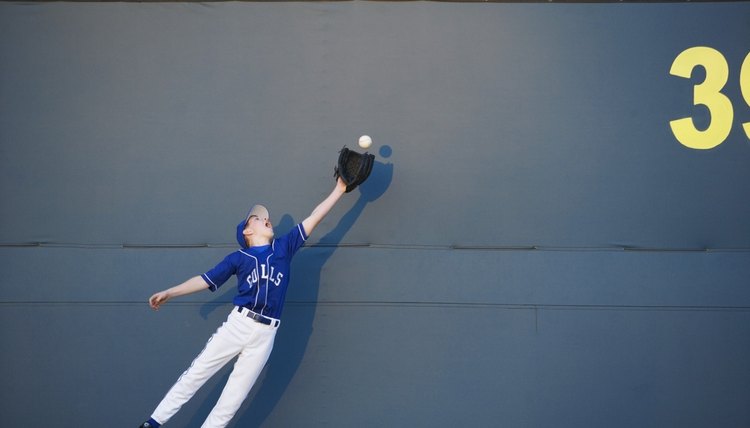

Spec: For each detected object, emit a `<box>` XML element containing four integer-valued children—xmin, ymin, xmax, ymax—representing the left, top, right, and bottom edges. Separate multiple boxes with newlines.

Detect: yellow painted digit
<box><xmin>741</xmin><ymin>52</ymin><xmax>750</xmax><ymax>140</ymax></box>
<box><xmin>669</xmin><ymin>47</ymin><xmax>733</xmax><ymax>150</ymax></box>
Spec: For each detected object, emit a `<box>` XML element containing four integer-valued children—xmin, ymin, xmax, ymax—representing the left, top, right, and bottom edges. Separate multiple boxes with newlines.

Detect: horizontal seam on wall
<box><xmin>1</xmin><ymin>242</ymin><xmax>749</xmax><ymax>253</ymax></box>
<box><xmin>2</xmin><ymin>301</ymin><xmax>749</xmax><ymax>312</ymax></box>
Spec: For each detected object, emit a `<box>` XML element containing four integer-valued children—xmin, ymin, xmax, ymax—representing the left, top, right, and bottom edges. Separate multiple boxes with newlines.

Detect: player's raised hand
<box><xmin>336</xmin><ymin>176</ymin><xmax>347</xmax><ymax>193</ymax></box>
<box><xmin>149</xmin><ymin>290</ymin><xmax>170</xmax><ymax>310</ymax></box>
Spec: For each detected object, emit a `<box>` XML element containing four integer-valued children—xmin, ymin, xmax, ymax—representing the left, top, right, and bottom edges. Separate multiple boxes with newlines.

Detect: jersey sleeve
<box><xmin>279</xmin><ymin>223</ymin><xmax>308</xmax><ymax>257</ymax></box>
<box><xmin>201</xmin><ymin>253</ymin><xmax>238</xmax><ymax>292</ymax></box>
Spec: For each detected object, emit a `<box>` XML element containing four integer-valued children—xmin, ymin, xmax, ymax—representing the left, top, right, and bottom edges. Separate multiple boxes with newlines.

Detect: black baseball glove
<box><xmin>334</xmin><ymin>146</ymin><xmax>375</xmax><ymax>193</ymax></box>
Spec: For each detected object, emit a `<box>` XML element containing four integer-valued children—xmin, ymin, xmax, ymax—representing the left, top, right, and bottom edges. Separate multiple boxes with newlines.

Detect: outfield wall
<box><xmin>1</xmin><ymin>2</ymin><xmax>749</xmax><ymax>426</ymax></box>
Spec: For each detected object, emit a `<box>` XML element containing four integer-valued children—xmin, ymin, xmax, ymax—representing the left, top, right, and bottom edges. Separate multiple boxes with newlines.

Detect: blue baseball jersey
<box><xmin>201</xmin><ymin>223</ymin><xmax>308</xmax><ymax>320</ymax></box>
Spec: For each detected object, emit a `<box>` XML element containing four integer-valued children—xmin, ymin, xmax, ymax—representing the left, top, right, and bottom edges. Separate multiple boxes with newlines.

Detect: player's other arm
<box><xmin>301</xmin><ymin>177</ymin><xmax>347</xmax><ymax>237</ymax></box>
<box><xmin>149</xmin><ymin>276</ymin><xmax>209</xmax><ymax>310</ymax></box>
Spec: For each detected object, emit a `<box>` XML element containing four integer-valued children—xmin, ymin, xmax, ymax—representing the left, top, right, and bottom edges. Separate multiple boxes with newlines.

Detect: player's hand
<box><xmin>149</xmin><ymin>291</ymin><xmax>170</xmax><ymax>310</ymax></box>
<box><xmin>335</xmin><ymin>177</ymin><xmax>347</xmax><ymax>193</ymax></box>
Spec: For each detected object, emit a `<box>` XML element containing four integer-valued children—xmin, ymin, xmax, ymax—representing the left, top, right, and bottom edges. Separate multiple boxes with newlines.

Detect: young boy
<box><xmin>140</xmin><ymin>177</ymin><xmax>348</xmax><ymax>428</ymax></box>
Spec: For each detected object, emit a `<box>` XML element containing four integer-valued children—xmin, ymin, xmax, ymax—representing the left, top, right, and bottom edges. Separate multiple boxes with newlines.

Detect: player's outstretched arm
<box><xmin>301</xmin><ymin>177</ymin><xmax>347</xmax><ymax>237</ymax></box>
<box><xmin>149</xmin><ymin>275</ymin><xmax>209</xmax><ymax>311</ymax></box>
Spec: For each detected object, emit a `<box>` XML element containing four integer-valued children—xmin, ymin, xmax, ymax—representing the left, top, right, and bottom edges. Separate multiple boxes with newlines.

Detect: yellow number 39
<box><xmin>670</xmin><ymin>47</ymin><xmax>750</xmax><ymax>150</ymax></box>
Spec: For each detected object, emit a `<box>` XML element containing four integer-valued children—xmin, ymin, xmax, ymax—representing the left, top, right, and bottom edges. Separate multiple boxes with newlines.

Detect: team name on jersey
<box><xmin>246</xmin><ymin>263</ymin><xmax>283</xmax><ymax>287</ymax></box>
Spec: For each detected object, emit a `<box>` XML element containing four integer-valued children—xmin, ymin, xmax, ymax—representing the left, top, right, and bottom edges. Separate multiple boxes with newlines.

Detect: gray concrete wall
<box><xmin>1</xmin><ymin>2</ymin><xmax>749</xmax><ymax>427</ymax></box>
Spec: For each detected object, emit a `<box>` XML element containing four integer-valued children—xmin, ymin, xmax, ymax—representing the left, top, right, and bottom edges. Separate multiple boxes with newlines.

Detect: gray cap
<box><xmin>236</xmin><ymin>204</ymin><xmax>269</xmax><ymax>248</ymax></box>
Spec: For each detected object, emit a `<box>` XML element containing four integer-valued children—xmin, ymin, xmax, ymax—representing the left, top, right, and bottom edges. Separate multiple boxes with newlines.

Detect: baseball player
<box><xmin>139</xmin><ymin>177</ymin><xmax>349</xmax><ymax>428</ymax></box>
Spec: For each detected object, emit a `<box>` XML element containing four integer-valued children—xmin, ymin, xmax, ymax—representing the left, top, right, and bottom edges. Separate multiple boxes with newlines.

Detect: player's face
<box><xmin>247</xmin><ymin>215</ymin><xmax>274</xmax><ymax>237</ymax></box>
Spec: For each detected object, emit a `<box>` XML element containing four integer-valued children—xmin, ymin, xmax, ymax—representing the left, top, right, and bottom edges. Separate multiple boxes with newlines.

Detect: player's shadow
<box><xmin>189</xmin><ymin>146</ymin><xmax>393</xmax><ymax>427</ymax></box>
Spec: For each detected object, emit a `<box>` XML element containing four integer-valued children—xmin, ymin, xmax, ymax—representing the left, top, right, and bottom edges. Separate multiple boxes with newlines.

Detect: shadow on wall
<box><xmin>191</xmin><ymin>146</ymin><xmax>393</xmax><ymax>427</ymax></box>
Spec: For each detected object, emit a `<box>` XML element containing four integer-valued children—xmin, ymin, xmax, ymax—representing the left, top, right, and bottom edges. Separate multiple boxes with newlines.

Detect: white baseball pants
<box><xmin>150</xmin><ymin>307</ymin><xmax>279</xmax><ymax>428</ymax></box>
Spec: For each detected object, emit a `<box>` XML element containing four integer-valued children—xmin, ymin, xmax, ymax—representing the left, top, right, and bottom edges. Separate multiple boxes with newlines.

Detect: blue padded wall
<box><xmin>1</xmin><ymin>2</ymin><xmax>749</xmax><ymax>427</ymax></box>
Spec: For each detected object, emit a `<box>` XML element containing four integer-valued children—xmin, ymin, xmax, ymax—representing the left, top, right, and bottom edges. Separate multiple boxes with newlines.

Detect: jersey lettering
<box><xmin>246</xmin><ymin>264</ymin><xmax>284</xmax><ymax>287</ymax></box>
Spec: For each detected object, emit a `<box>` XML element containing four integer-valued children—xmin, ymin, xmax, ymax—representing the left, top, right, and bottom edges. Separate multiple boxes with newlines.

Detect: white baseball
<box><xmin>358</xmin><ymin>135</ymin><xmax>372</xmax><ymax>149</ymax></box>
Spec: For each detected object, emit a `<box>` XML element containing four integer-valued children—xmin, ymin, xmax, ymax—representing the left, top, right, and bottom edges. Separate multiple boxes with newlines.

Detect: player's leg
<box><xmin>200</xmin><ymin>321</ymin><xmax>278</xmax><ymax>428</ymax></box>
<box><xmin>149</xmin><ymin>311</ymin><xmax>248</xmax><ymax>425</ymax></box>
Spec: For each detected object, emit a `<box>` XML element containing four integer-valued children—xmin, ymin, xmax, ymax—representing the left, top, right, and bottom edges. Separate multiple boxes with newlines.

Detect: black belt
<box><xmin>236</xmin><ymin>306</ymin><xmax>280</xmax><ymax>327</ymax></box>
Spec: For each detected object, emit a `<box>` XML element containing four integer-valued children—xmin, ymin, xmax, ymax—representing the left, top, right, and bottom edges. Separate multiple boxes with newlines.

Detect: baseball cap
<box><xmin>236</xmin><ymin>204</ymin><xmax>270</xmax><ymax>248</ymax></box>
